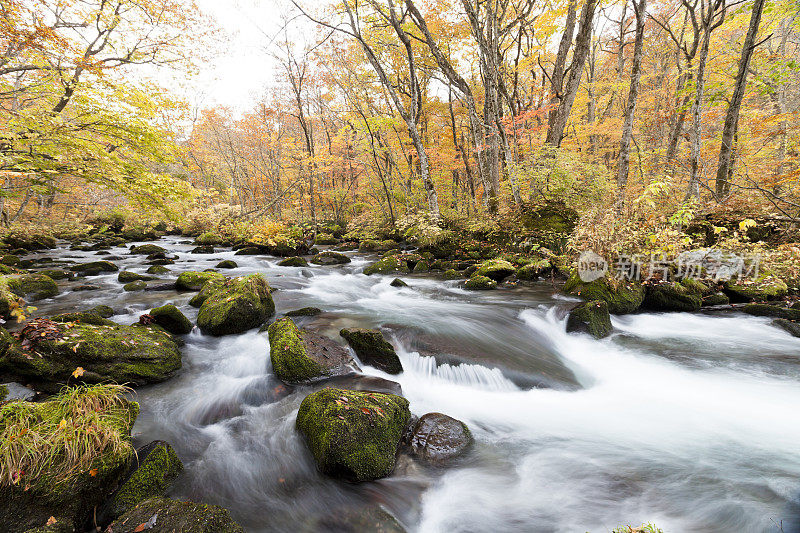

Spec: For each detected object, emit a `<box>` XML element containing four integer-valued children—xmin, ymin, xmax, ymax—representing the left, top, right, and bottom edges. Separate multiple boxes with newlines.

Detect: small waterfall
<box><xmin>399</xmin><ymin>350</ymin><xmax>519</xmax><ymax>392</ymax></box>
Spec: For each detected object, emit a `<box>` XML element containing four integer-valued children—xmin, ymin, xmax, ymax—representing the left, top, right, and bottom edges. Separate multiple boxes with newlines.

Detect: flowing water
<box><xmin>27</xmin><ymin>237</ymin><xmax>800</xmax><ymax>532</ymax></box>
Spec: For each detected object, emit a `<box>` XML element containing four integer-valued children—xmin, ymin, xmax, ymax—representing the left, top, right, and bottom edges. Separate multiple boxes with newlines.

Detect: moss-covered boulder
<box><xmin>295</xmin><ymin>388</ymin><xmax>410</xmax><ymax>481</ymax></box>
<box><xmin>405</xmin><ymin>412</ymin><xmax>472</xmax><ymax>464</ymax></box>
<box><xmin>702</xmin><ymin>292</ymin><xmax>730</xmax><ymax>306</ymax></box>
<box><xmin>146</xmin><ymin>265</ymin><xmax>170</xmax><ymax>275</ymax></box>
<box><xmin>465</xmin><ymin>275</ymin><xmax>497</xmax><ymax>290</ymax></box>
<box><xmin>70</xmin><ymin>260</ymin><xmax>119</xmax><ymax>276</ymax></box>
<box><xmin>106</xmin><ymin>498</ymin><xmax>244</xmax><ymax>533</ymax></box>
<box><xmin>563</xmin><ymin>272</ymin><xmax>644</xmax><ymax>315</ymax></box>
<box><xmin>363</xmin><ymin>255</ymin><xmax>409</xmax><ymax>276</ymax></box>
<box><xmin>176</xmin><ymin>270</ymin><xmax>224</xmax><ymax>291</ymax></box>
<box><xmin>278</xmin><ymin>256</ymin><xmax>308</xmax><ymax>267</ymax></box>
<box><xmin>340</xmin><ymin>328</ymin><xmax>402</xmax><ymax>374</ymax></box>
<box><xmin>234</xmin><ymin>245</ymin><xmax>263</xmax><ymax>255</ymax></box>
<box><xmin>724</xmin><ymin>275</ymin><xmax>788</xmax><ymax>302</ymax></box>
<box><xmin>390</xmin><ymin>278</ymin><xmax>408</xmax><ymax>288</ymax></box>
<box><xmin>475</xmin><ymin>259</ymin><xmax>516</xmax><ymax>282</ymax></box>
<box><xmin>50</xmin><ymin>312</ymin><xmax>116</xmax><ymax>326</ymax></box>
<box><xmin>1</xmin><ymin>254</ymin><xmax>20</xmax><ymax>266</ymax></box>
<box><xmin>215</xmin><ymin>260</ymin><xmax>237</xmax><ymax>269</ymax></box>
<box><xmin>286</xmin><ymin>307</ymin><xmax>322</xmax><ymax>317</ymax></box>
<box><xmin>268</xmin><ymin>318</ymin><xmax>355</xmax><ymax>384</ymax></box>
<box><xmin>123</xmin><ymin>280</ymin><xmax>147</xmax><ymax>292</ymax></box>
<box><xmin>3</xmin><ymin>232</ymin><xmax>56</xmax><ymax>251</ymax></box>
<box><xmin>773</xmin><ymin>318</ymin><xmax>800</xmax><ymax>338</ymax></box>
<box><xmin>7</xmin><ymin>273</ymin><xmax>59</xmax><ymax>301</ymax></box>
<box><xmin>38</xmin><ymin>268</ymin><xmax>72</xmax><ymax>281</ymax></box>
<box><xmin>195</xmin><ymin>232</ymin><xmax>226</xmax><ymax>246</ymax></box>
<box><xmin>118</xmin><ymin>271</ymin><xmax>155</xmax><ymax>283</ymax></box>
<box><xmin>566</xmin><ymin>300</ymin><xmax>613</xmax><ymax>339</ymax></box>
<box><xmin>130</xmin><ymin>244</ymin><xmax>166</xmax><ymax>255</ymax></box>
<box><xmin>516</xmin><ymin>259</ymin><xmax>552</xmax><ymax>281</ymax></box>
<box><xmin>741</xmin><ymin>303</ymin><xmax>800</xmax><ymax>321</ymax></box>
<box><xmin>643</xmin><ymin>281</ymin><xmax>702</xmax><ymax>312</ymax></box>
<box><xmin>314</xmin><ymin>233</ymin><xmax>339</xmax><ymax>245</ymax></box>
<box><xmin>97</xmin><ymin>441</ymin><xmax>183</xmax><ymax>525</ymax></box>
<box><xmin>191</xmin><ymin>245</ymin><xmax>215</xmax><ymax>254</ymax></box>
<box><xmin>413</xmin><ymin>260</ymin><xmax>430</xmax><ymax>273</ymax></box>
<box><xmin>196</xmin><ymin>275</ymin><xmax>274</xmax><ymax>336</ymax></box>
<box><xmin>92</xmin><ymin>305</ymin><xmax>115</xmax><ymax>318</ymax></box>
<box><xmin>310</xmin><ymin>251</ymin><xmax>351</xmax><ymax>265</ymax></box>
<box><xmin>0</xmin><ymin>319</ymin><xmax>181</xmax><ymax>389</ymax></box>
<box><xmin>150</xmin><ymin>304</ymin><xmax>193</xmax><ymax>335</ymax></box>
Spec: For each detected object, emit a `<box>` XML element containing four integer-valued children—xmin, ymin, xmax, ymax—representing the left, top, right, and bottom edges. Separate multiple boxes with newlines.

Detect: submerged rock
<box><xmin>286</xmin><ymin>307</ymin><xmax>322</xmax><ymax>317</ymax></box>
<box><xmin>475</xmin><ymin>259</ymin><xmax>516</xmax><ymax>282</ymax></box>
<box><xmin>0</xmin><ymin>319</ymin><xmax>181</xmax><ymax>389</ymax></box>
<box><xmin>97</xmin><ymin>440</ymin><xmax>184</xmax><ymax>525</ymax></box>
<box><xmin>7</xmin><ymin>273</ymin><xmax>59</xmax><ymax>301</ymax></box>
<box><xmin>150</xmin><ymin>304</ymin><xmax>193</xmax><ymax>335</ymax></box>
<box><xmin>566</xmin><ymin>300</ymin><xmax>613</xmax><ymax>339</ymax></box>
<box><xmin>302</xmin><ymin>505</ymin><xmax>406</xmax><ymax>533</ymax></box>
<box><xmin>106</xmin><ymin>497</ymin><xmax>244</xmax><ymax>533</ymax></box>
<box><xmin>196</xmin><ymin>274</ymin><xmax>275</xmax><ymax>335</ymax></box>
<box><xmin>278</xmin><ymin>256</ymin><xmax>308</xmax><ymax>267</ymax></box>
<box><xmin>268</xmin><ymin>318</ymin><xmax>356</xmax><ymax>384</ymax></box>
<box><xmin>340</xmin><ymin>328</ymin><xmax>402</xmax><ymax>374</ymax></box>
<box><xmin>643</xmin><ymin>281</ymin><xmax>702</xmax><ymax>312</ymax></box>
<box><xmin>563</xmin><ymin>272</ymin><xmax>644</xmax><ymax>315</ymax></box>
<box><xmin>464</xmin><ymin>275</ymin><xmax>497</xmax><ymax>290</ymax></box>
<box><xmin>176</xmin><ymin>270</ymin><xmax>224</xmax><ymax>291</ymax></box>
<box><xmin>310</xmin><ymin>251</ymin><xmax>351</xmax><ymax>265</ymax></box>
<box><xmin>295</xmin><ymin>388</ymin><xmax>411</xmax><ymax>481</ymax></box>
<box><xmin>406</xmin><ymin>412</ymin><xmax>473</xmax><ymax>464</ymax></box>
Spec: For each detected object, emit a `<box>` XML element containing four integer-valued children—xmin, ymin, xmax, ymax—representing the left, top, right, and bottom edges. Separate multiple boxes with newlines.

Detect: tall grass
<box><xmin>0</xmin><ymin>384</ymin><xmax>136</xmax><ymax>488</ymax></box>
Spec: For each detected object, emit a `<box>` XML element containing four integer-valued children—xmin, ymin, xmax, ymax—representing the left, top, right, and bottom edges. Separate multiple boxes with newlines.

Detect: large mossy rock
<box><xmin>516</xmin><ymin>259</ymin><xmax>551</xmax><ymax>281</ymax></box>
<box><xmin>724</xmin><ymin>275</ymin><xmax>788</xmax><ymax>302</ymax></box>
<box><xmin>106</xmin><ymin>498</ymin><xmax>244</xmax><ymax>533</ymax></box>
<box><xmin>0</xmin><ymin>319</ymin><xmax>181</xmax><ymax>389</ymax></box>
<box><xmin>70</xmin><ymin>260</ymin><xmax>118</xmax><ymax>276</ymax></box>
<box><xmin>7</xmin><ymin>273</ymin><xmax>59</xmax><ymax>301</ymax></box>
<box><xmin>3</xmin><ymin>232</ymin><xmax>56</xmax><ymax>251</ymax></box>
<box><xmin>176</xmin><ymin>270</ymin><xmax>224</xmax><ymax>291</ymax></box>
<box><xmin>464</xmin><ymin>274</ymin><xmax>497</xmax><ymax>290</ymax></box>
<box><xmin>0</xmin><ymin>391</ymin><xmax>138</xmax><ymax>531</ymax></box>
<box><xmin>742</xmin><ymin>303</ymin><xmax>800</xmax><ymax>321</ymax></box>
<box><xmin>773</xmin><ymin>318</ymin><xmax>800</xmax><ymax>338</ymax></box>
<box><xmin>643</xmin><ymin>281</ymin><xmax>702</xmax><ymax>312</ymax></box>
<box><xmin>563</xmin><ymin>272</ymin><xmax>644</xmax><ymax>315</ymax></box>
<box><xmin>278</xmin><ymin>256</ymin><xmax>308</xmax><ymax>267</ymax></box>
<box><xmin>362</xmin><ymin>253</ymin><xmax>426</xmax><ymax>275</ymax></box>
<box><xmin>475</xmin><ymin>259</ymin><xmax>516</xmax><ymax>282</ymax></box>
<box><xmin>196</xmin><ymin>275</ymin><xmax>274</xmax><ymax>336</ymax></box>
<box><xmin>130</xmin><ymin>244</ymin><xmax>166</xmax><ymax>255</ymax></box>
<box><xmin>215</xmin><ymin>260</ymin><xmax>237</xmax><ymax>269</ymax></box>
<box><xmin>118</xmin><ymin>271</ymin><xmax>155</xmax><ymax>283</ymax></box>
<box><xmin>295</xmin><ymin>388</ymin><xmax>411</xmax><ymax>481</ymax></box>
<box><xmin>566</xmin><ymin>300</ymin><xmax>613</xmax><ymax>339</ymax></box>
<box><xmin>310</xmin><ymin>251</ymin><xmax>351</xmax><ymax>265</ymax></box>
<box><xmin>150</xmin><ymin>304</ymin><xmax>193</xmax><ymax>335</ymax></box>
<box><xmin>406</xmin><ymin>412</ymin><xmax>473</xmax><ymax>464</ymax></box>
<box><xmin>339</xmin><ymin>328</ymin><xmax>402</xmax><ymax>374</ymax></box>
<box><xmin>268</xmin><ymin>318</ymin><xmax>355</xmax><ymax>384</ymax></box>
<box><xmin>97</xmin><ymin>440</ymin><xmax>184</xmax><ymax>525</ymax></box>
<box><xmin>195</xmin><ymin>232</ymin><xmax>226</xmax><ymax>246</ymax></box>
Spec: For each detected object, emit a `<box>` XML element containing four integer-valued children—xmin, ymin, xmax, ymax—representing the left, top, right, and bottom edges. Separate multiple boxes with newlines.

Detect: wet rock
<box><xmin>516</xmin><ymin>259</ymin><xmax>552</xmax><ymax>281</ymax></box>
<box><xmin>563</xmin><ymin>272</ymin><xmax>644</xmax><ymax>315</ymax></box>
<box><xmin>742</xmin><ymin>303</ymin><xmax>800</xmax><ymax>321</ymax></box>
<box><xmin>773</xmin><ymin>318</ymin><xmax>800</xmax><ymax>338</ymax></box>
<box><xmin>340</xmin><ymin>328</ymin><xmax>402</xmax><ymax>374</ymax></box>
<box><xmin>702</xmin><ymin>292</ymin><xmax>729</xmax><ymax>306</ymax></box>
<box><xmin>0</xmin><ymin>381</ymin><xmax>36</xmax><ymax>401</ymax></box>
<box><xmin>465</xmin><ymin>275</ymin><xmax>497</xmax><ymax>290</ymax></box>
<box><xmin>146</xmin><ymin>258</ymin><xmax>174</xmax><ymax>266</ymax></box>
<box><xmin>130</xmin><ymin>244</ymin><xmax>166</xmax><ymax>255</ymax></box>
<box><xmin>145</xmin><ymin>283</ymin><xmax>178</xmax><ymax>292</ymax></box>
<box><xmin>123</xmin><ymin>280</ymin><xmax>147</xmax><ymax>292</ymax></box>
<box><xmin>278</xmin><ymin>256</ymin><xmax>309</xmax><ymax>267</ymax></box>
<box><xmin>0</xmin><ymin>319</ymin><xmax>181</xmax><ymax>390</ymax></box>
<box><xmin>70</xmin><ymin>260</ymin><xmax>119</xmax><ymax>276</ymax></box>
<box><xmin>268</xmin><ymin>318</ymin><xmax>356</xmax><ymax>384</ymax></box>
<box><xmin>91</xmin><ymin>305</ymin><xmax>115</xmax><ymax>318</ymax></box>
<box><xmin>215</xmin><ymin>260</ymin><xmax>237</xmax><ymax>269</ymax></box>
<box><xmin>8</xmin><ymin>273</ymin><xmax>59</xmax><ymax>300</ymax></box>
<box><xmin>314</xmin><ymin>233</ymin><xmax>339</xmax><ymax>245</ymax></box>
<box><xmin>364</xmin><ymin>255</ymin><xmax>409</xmax><ymax>276</ymax></box>
<box><xmin>1</xmin><ymin>254</ymin><xmax>20</xmax><ymax>266</ymax></box>
<box><xmin>196</xmin><ymin>275</ymin><xmax>275</xmax><ymax>335</ymax></box>
<box><xmin>106</xmin><ymin>497</ymin><xmax>244</xmax><ymax>533</ymax></box>
<box><xmin>643</xmin><ymin>281</ymin><xmax>702</xmax><ymax>312</ymax></box>
<box><xmin>146</xmin><ymin>265</ymin><xmax>170</xmax><ymax>274</ymax></box>
<box><xmin>73</xmin><ymin>284</ymin><xmax>100</xmax><ymax>291</ymax></box>
<box><xmin>3</xmin><ymin>233</ymin><xmax>56</xmax><ymax>251</ymax></box>
<box><xmin>475</xmin><ymin>259</ymin><xmax>516</xmax><ymax>282</ymax></box>
<box><xmin>117</xmin><ymin>271</ymin><xmax>156</xmax><ymax>283</ymax></box>
<box><xmin>51</xmin><ymin>312</ymin><xmax>116</xmax><ymax>326</ymax></box>
<box><xmin>286</xmin><ymin>307</ymin><xmax>322</xmax><ymax>317</ymax></box>
<box><xmin>325</xmin><ymin>374</ymin><xmax>403</xmax><ymax>396</ymax></box>
<box><xmin>302</xmin><ymin>504</ymin><xmax>406</xmax><ymax>533</ymax></box>
<box><xmin>295</xmin><ymin>388</ymin><xmax>410</xmax><ymax>481</ymax></box>
<box><xmin>234</xmin><ymin>245</ymin><xmax>263</xmax><ymax>255</ymax></box>
<box><xmin>390</xmin><ymin>278</ymin><xmax>408</xmax><ymax>287</ymax></box>
<box><xmin>191</xmin><ymin>245</ymin><xmax>215</xmax><ymax>254</ymax></box>
<box><xmin>310</xmin><ymin>251</ymin><xmax>351</xmax><ymax>265</ymax></box>
<box><xmin>566</xmin><ymin>300</ymin><xmax>612</xmax><ymax>339</ymax></box>
<box><xmin>406</xmin><ymin>412</ymin><xmax>473</xmax><ymax>464</ymax></box>
<box><xmin>195</xmin><ymin>232</ymin><xmax>227</xmax><ymax>246</ymax></box>
<box><xmin>725</xmin><ymin>275</ymin><xmax>788</xmax><ymax>302</ymax></box>
<box><xmin>176</xmin><ymin>270</ymin><xmax>224</xmax><ymax>291</ymax></box>
<box><xmin>97</xmin><ymin>441</ymin><xmax>183</xmax><ymax>525</ymax></box>
<box><xmin>38</xmin><ymin>268</ymin><xmax>72</xmax><ymax>280</ymax></box>
<box><xmin>150</xmin><ymin>304</ymin><xmax>193</xmax><ymax>335</ymax></box>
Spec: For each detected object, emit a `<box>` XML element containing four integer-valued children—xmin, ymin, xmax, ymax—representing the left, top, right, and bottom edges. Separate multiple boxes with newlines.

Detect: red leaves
<box><xmin>139</xmin><ymin>314</ymin><xmax>155</xmax><ymax>325</ymax></box>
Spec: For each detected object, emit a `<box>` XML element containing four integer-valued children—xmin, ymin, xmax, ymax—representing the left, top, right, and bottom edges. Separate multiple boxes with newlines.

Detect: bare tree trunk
<box><xmin>616</xmin><ymin>0</ymin><xmax>646</xmax><ymax>207</ymax></box>
<box><xmin>687</xmin><ymin>28</ymin><xmax>711</xmax><ymax>200</ymax></box>
<box><xmin>715</xmin><ymin>0</ymin><xmax>765</xmax><ymax>198</ymax></box>
<box><xmin>547</xmin><ymin>0</ymin><xmax>578</xmax><ymax>134</ymax></box>
<box><xmin>546</xmin><ymin>0</ymin><xmax>597</xmax><ymax>147</ymax></box>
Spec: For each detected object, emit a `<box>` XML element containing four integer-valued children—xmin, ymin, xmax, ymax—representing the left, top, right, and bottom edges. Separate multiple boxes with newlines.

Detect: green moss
<box><xmin>196</xmin><ymin>275</ymin><xmax>274</xmax><ymax>336</ymax></box>
<box><xmin>442</xmin><ymin>269</ymin><xmax>461</xmax><ymax>280</ymax></box>
<box><xmin>91</xmin><ymin>305</ymin><xmax>114</xmax><ymax>318</ymax></box>
<box><xmin>702</xmin><ymin>292</ymin><xmax>730</xmax><ymax>306</ymax></box>
<box><xmin>340</xmin><ymin>328</ymin><xmax>402</xmax><ymax>374</ymax></box>
<box><xmin>150</xmin><ymin>304</ymin><xmax>193</xmax><ymax>335</ymax></box>
<box><xmin>215</xmin><ymin>260</ymin><xmax>237</xmax><ymax>269</ymax></box>
<box><xmin>50</xmin><ymin>312</ymin><xmax>116</xmax><ymax>326</ymax></box>
<box><xmin>130</xmin><ymin>244</ymin><xmax>166</xmax><ymax>255</ymax></box>
<box><xmin>286</xmin><ymin>307</ymin><xmax>322</xmax><ymax>317</ymax></box>
<box><xmin>390</xmin><ymin>278</ymin><xmax>408</xmax><ymax>288</ymax></box>
<box><xmin>563</xmin><ymin>272</ymin><xmax>644</xmax><ymax>314</ymax></box>
<box><xmin>176</xmin><ymin>270</ymin><xmax>224</xmax><ymax>291</ymax></box>
<box><xmin>70</xmin><ymin>261</ymin><xmax>118</xmax><ymax>275</ymax></box>
<box><xmin>566</xmin><ymin>300</ymin><xmax>612</xmax><ymax>338</ymax></box>
<box><xmin>465</xmin><ymin>275</ymin><xmax>497</xmax><ymax>290</ymax></box>
<box><xmin>725</xmin><ymin>275</ymin><xmax>788</xmax><ymax>302</ymax></box>
<box><xmin>118</xmin><ymin>271</ymin><xmax>155</xmax><ymax>283</ymax></box>
<box><xmin>0</xmin><ymin>384</ymin><xmax>7</xmax><ymax>401</ymax></box>
<box><xmin>107</xmin><ymin>497</ymin><xmax>244</xmax><ymax>533</ymax></box>
<box><xmin>643</xmin><ymin>282</ymin><xmax>702</xmax><ymax>312</ymax></box>
<box><xmin>680</xmin><ymin>278</ymin><xmax>710</xmax><ymax>296</ymax></box>
<box><xmin>38</xmin><ymin>269</ymin><xmax>71</xmax><ymax>280</ymax></box>
<box><xmin>475</xmin><ymin>259</ymin><xmax>516</xmax><ymax>281</ymax></box>
<box><xmin>196</xmin><ymin>232</ymin><xmax>225</xmax><ymax>245</ymax></box>
<box><xmin>146</xmin><ymin>265</ymin><xmax>170</xmax><ymax>274</ymax></box>
<box><xmin>8</xmin><ymin>274</ymin><xmax>59</xmax><ymax>300</ymax></box>
<box><xmin>278</xmin><ymin>256</ymin><xmax>308</xmax><ymax>267</ymax></box>
<box><xmin>516</xmin><ymin>259</ymin><xmax>551</xmax><ymax>281</ymax></box>
<box><xmin>1</xmin><ymin>254</ymin><xmax>20</xmax><ymax>266</ymax></box>
<box><xmin>123</xmin><ymin>280</ymin><xmax>146</xmax><ymax>292</ymax></box>
<box><xmin>295</xmin><ymin>388</ymin><xmax>410</xmax><ymax>481</ymax></box>
<box><xmin>742</xmin><ymin>303</ymin><xmax>800</xmax><ymax>321</ymax></box>
<box><xmin>314</xmin><ymin>233</ymin><xmax>338</xmax><ymax>245</ymax></box>
<box><xmin>310</xmin><ymin>251</ymin><xmax>351</xmax><ymax>265</ymax></box>
<box><xmin>364</xmin><ymin>256</ymin><xmax>408</xmax><ymax>276</ymax></box>
<box><xmin>268</xmin><ymin>318</ymin><xmax>322</xmax><ymax>383</ymax></box>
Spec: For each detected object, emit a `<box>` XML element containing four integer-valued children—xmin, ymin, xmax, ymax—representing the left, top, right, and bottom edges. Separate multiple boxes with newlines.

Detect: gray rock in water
<box><xmin>0</xmin><ymin>382</ymin><xmax>36</xmax><ymax>401</ymax></box>
<box><xmin>406</xmin><ymin>412</ymin><xmax>473</xmax><ymax>464</ymax></box>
